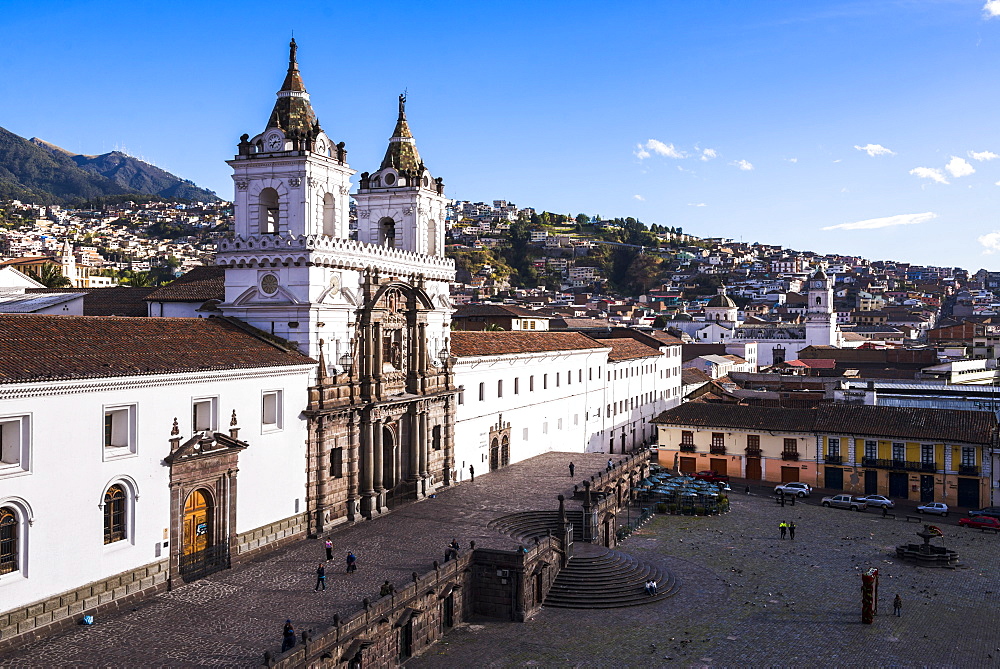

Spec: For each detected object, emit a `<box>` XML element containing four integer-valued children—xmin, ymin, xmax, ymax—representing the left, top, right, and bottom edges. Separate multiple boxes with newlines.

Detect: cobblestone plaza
<box><xmin>2</xmin><ymin>452</ymin><xmax>998</xmax><ymax>667</ymax></box>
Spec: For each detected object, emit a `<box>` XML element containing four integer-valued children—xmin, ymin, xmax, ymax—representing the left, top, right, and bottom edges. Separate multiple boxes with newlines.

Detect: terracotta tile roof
<box><xmin>453</xmin><ymin>304</ymin><xmax>551</xmax><ymax>320</ymax></box>
<box><xmin>603</xmin><ymin>338</ymin><xmax>663</xmax><ymax>362</ymax></box>
<box><xmin>0</xmin><ymin>314</ymin><xmax>315</xmax><ymax>384</ymax></box>
<box><xmin>641</xmin><ymin>330</ymin><xmax>684</xmax><ymax>346</ymax></box>
<box><xmin>653</xmin><ymin>402</ymin><xmax>996</xmax><ymax>445</ymax></box>
<box><xmin>26</xmin><ymin>287</ymin><xmax>155</xmax><ymax>316</ymax></box>
<box><xmin>652</xmin><ymin>403</ymin><xmax>816</xmax><ymax>433</ymax></box>
<box><xmin>451</xmin><ymin>331</ymin><xmax>607</xmax><ymax>357</ymax></box>
<box><xmin>814</xmin><ymin>404</ymin><xmax>995</xmax><ymax>445</ymax></box>
<box><xmin>144</xmin><ymin>266</ymin><xmax>225</xmax><ymax>302</ymax></box>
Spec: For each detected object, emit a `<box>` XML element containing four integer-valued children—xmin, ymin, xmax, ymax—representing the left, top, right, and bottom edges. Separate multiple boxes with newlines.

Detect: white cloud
<box><xmin>984</xmin><ymin>1</ymin><xmax>1000</xmax><ymax>18</ymax></box>
<box><xmin>945</xmin><ymin>156</ymin><xmax>976</xmax><ymax>178</ymax></box>
<box><xmin>687</xmin><ymin>202</ymin><xmax>707</xmax><ymax>207</ymax></box>
<box><xmin>822</xmin><ymin>211</ymin><xmax>937</xmax><ymax>231</ymax></box>
<box><xmin>732</xmin><ymin>159</ymin><xmax>754</xmax><ymax>171</ymax></box>
<box><xmin>970</xmin><ymin>150</ymin><xmax>999</xmax><ymax>162</ymax></box>
<box><xmin>633</xmin><ymin>144</ymin><xmax>650</xmax><ymax>160</ymax></box>
<box><xmin>854</xmin><ymin>143</ymin><xmax>895</xmax><ymax>157</ymax></box>
<box><xmin>645</xmin><ymin>139</ymin><xmax>686</xmax><ymax>158</ymax></box>
<box><xmin>633</xmin><ymin>194</ymin><xmax>645</xmax><ymax>201</ymax></box>
<box><xmin>909</xmin><ymin>167</ymin><xmax>949</xmax><ymax>184</ymax></box>
<box><xmin>786</xmin><ymin>157</ymin><xmax>798</xmax><ymax>163</ymax></box>
<box><xmin>700</xmin><ymin>148</ymin><xmax>717</xmax><ymax>161</ymax></box>
<box><xmin>979</xmin><ymin>231</ymin><xmax>1000</xmax><ymax>253</ymax></box>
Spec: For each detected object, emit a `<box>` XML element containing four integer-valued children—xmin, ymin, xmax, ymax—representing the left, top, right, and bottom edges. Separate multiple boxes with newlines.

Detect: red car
<box><xmin>958</xmin><ymin>516</ymin><xmax>1000</xmax><ymax>530</ymax></box>
<box><xmin>694</xmin><ymin>470</ymin><xmax>729</xmax><ymax>483</ymax></box>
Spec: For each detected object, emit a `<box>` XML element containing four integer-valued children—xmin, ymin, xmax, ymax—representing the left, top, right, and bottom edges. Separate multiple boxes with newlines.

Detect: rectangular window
<box><xmin>865</xmin><ymin>440</ymin><xmax>877</xmax><ymax>460</ymax></box>
<box><xmin>681</xmin><ymin>431</ymin><xmax>694</xmax><ymax>445</ymax></box>
<box><xmin>711</xmin><ymin>433</ymin><xmax>724</xmax><ymax>448</ymax></box>
<box><xmin>828</xmin><ymin>437</ymin><xmax>840</xmax><ymax>457</ymax></box>
<box><xmin>556</xmin><ymin>373</ymin><xmax>560</xmax><ymax>387</ymax></box>
<box><xmin>433</xmin><ymin>425</ymin><xmax>442</xmax><ymax>451</ymax></box>
<box><xmin>544</xmin><ymin>374</ymin><xmax>548</xmax><ymax>390</ymax></box>
<box><xmin>522</xmin><ymin>428</ymin><xmax>529</xmax><ymax>441</ymax></box>
<box><xmin>558</xmin><ymin>418</ymin><xmax>563</xmax><ymax>430</ymax></box>
<box><xmin>589</xmin><ymin>368</ymin><xmax>593</xmax><ymax>380</ymax></box>
<box><xmin>458</xmin><ymin>391</ymin><xmax>465</xmax><ymax>405</ymax></box>
<box><xmin>921</xmin><ymin>444</ymin><xmax>934</xmax><ymax>464</ymax></box>
<box><xmin>262</xmin><ymin>390</ymin><xmax>282</xmax><ymax>430</ymax></box>
<box><xmin>783</xmin><ymin>438</ymin><xmax>798</xmax><ymax>454</ymax></box>
<box><xmin>892</xmin><ymin>442</ymin><xmax>905</xmax><ymax>461</ymax></box>
<box><xmin>747</xmin><ymin>434</ymin><xmax>760</xmax><ymax>450</ymax></box>
<box><xmin>193</xmin><ymin>397</ymin><xmax>217</xmax><ymax>432</ymax></box>
<box><xmin>498</xmin><ymin>380</ymin><xmax>503</xmax><ymax>398</ymax></box>
<box><xmin>331</xmin><ymin>447</ymin><xmax>344</xmax><ymax>477</ymax></box>
<box><xmin>0</xmin><ymin>415</ymin><xmax>29</xmax><ymax>474</ymax></box>
<box><xmin>479</xmin><ymin>383</ymin><xmax>485</xmax><ymax>401</ymax></box>
<box><xmin>514</xmin><ymin>378</ymin><xmax>519</xmax><ymax>395</ymax></box>
<box><xmin>962</xmin><ymin>446</ymin><xmax>976</xmax><ymax>466</ymax></box>
<box><xmin>543</xmin><ymin>422</ymin><xmax>548</xmax><ymax>434</ymax></box>
<box><xmin>529</xmin><ymin>376</ymin><xmax>535</xmax><ymax>392</ymax></box>
<box><xmin>574</xmin><ymin>414</ymin><xmax>579</xmax><ymax>425</ymax></box>
<box><xmin>104</xmin><ymin>405</ymin><xmax>137</xmax><ymax>457</ymax></box>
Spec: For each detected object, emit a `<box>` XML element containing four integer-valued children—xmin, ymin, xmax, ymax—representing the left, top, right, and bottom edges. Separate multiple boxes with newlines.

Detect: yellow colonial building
<box><xmin>652</xmin><ymin>403</ymin><xmax>996</xmax><ymax>508</ymax></box>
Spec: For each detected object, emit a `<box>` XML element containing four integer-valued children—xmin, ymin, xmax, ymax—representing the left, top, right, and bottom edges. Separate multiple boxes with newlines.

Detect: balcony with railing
<box><xmin>679</xmin><ymin>443</ymin><xmax>696</xmax><ymax>453</ymax></box>
<box><xmin>861</xmin><ymin>458</ymin><xmax>936</xmax><ymax>472</ymax></box>
<box><xmin>745</xmin><ymin>447</ymin><xmax>762</xmax><ymax>459</ymax></box>
<box><xmin>781</xmin><ymin>451</ymin><xmax>800</xmax><ymax>461</ymax></box>
<box><xmin>825</xmin><ymin>454</ymin><xmax>842</xmax><ymax>464</ymax></box>
<box><xmin>709</xmin><ymin>444</ymin><xmax>727</xmax><ymax>455</ymax></box>
<box><xmin>959</xmin><ymin>464</ymin><xmax>980</xmax><ymax>476</ymax></box>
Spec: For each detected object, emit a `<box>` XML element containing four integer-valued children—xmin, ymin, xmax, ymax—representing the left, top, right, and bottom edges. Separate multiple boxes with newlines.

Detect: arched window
<box><xmin>0</xmin><ymin>506</ymin><xmax>18</xmax><ymax>574</ymax></box>
<box><xmin>104</xmin><ymin>484</ymin><xmax>126</xmax><ymax>544</ymax></box>
<box><xmin>259</xmin><ymin>188</ymin><xmax>279</xmax><ymax>235</ymax></box>
<box><xmin>427</xmin><ymin>218</ymin><xmax>438</xmax><ymax>255</ymax></box>
<box><xmin>378</xmin><ymin>217</ymin><xmax>396</xmax><ymax>248</ymax></box>
<box><xmin>816</xmin><ymin>297</ymin><xmax>821</xmax><ymax>305</ymax></box>
<box><xmin>322</xmin><ymin>193</ymin><xmax>336</xmax><ymax>237</ymax></box>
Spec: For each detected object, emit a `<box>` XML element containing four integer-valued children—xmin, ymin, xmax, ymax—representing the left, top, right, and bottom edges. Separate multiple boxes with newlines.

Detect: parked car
<box><xmin>858</xmin><ymin>495</ymin><xmax>894</xmax><ymax>509</ymax></box>
<box><xmin>694</xmin><ymin>470</ymin><xmax>730</xmax><ymax>483</ymax></box>
<box><xmin>958</xmin><ymin>516</ymin><xmax>1000</xmax><ymax>530</ymax></box>
<box><xmin>774</xmin><ymin>482</ymin><xmax>812</xmax><ymax>497</ymax></box>
<box><xmin>917</xmin><ymin>502</ymin><xmax>949</xmax><ymax>516</ymax></box>
<box><xmin>821</xmin><ymin>494</ymin><xmax>867</xmax><ymax>511</ymax></box>
<box><xmin>968</xmin><ymin>506</ymin><xmax>1000</xmax><ymax>520</ymax></box>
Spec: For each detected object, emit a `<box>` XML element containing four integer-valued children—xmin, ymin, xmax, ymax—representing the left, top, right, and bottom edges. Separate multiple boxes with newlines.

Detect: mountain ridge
<box><xmin>0</xmin><ymin>127</ymin><xmax>219</xmax><ymax>204</ymax></box>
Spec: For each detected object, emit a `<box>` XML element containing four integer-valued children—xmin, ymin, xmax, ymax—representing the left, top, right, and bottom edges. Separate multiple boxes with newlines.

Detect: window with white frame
<box><xmin>478</xmin><ymin>383</ymin><xmax>485</xmax><ymax>401</ymax></box>
<box><xmin>961</xmin><ymin>446</ymin><xmax>976</xmax><ymax>467</ymax></box>
<box><xmin>921</xmin><ymin>444</ymin><xmax>934</xmax><ymax>465</ymax></box>
<box><xmin>514</xmin><ymin>377</ymin><xmax>519</xmax><ymax>394</ymax></box>
<box><xmin>0</xmin><ymin>416</ymin><xmax>29</xmax><ymax>475</ymax></box>
<box><xmin>104</xmin><ymin>405</ymin><xmax>137</xmax><ymax>457</ymax></box>
<box><xmin>828</xmin><ymin>438</ymin><xmax>840</xmax><ymax>457</ymax></box>
<box><xmin>0</xmin><ymin>505</ymin><xmax>20</xmax><ymax>576</ymax></box>
<box><xmin>864</xmin><ymin>440</ymin><xmax>877</xmax><ymax>460</ymax></box>
<box><xmin>522</xmin><ymin>428</ymin><xmax>528</xmax><ymax>441</ymax></box>
<box><xmin>891</xmin><ymin>442</ymin><xmax>905</xmax><ymax>461</ymax></box>
<box><xmin>498</xmin><ymin>380</ymin><xmax>503</xmax><ymax>398</ymax></box>
<box><xmin>557</xmin><ymin>418</ymin><xmax>563</xmax><ymax>430</ymax></box>
<box><xmin>262</xmin><ymin>390</ymin><xmax>283</xmax><ymax>430</ymax></box>
<box><xmin>192</xmin><ymin>397</ymin><xmax>217</xmax><ymax>433</ymax></box>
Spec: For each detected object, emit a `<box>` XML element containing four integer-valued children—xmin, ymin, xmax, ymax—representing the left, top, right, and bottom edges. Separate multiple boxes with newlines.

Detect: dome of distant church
<box><xmin>707</xmin><ymin>292</ymin><xmax>737</xmax><ymax>308</ymax></box>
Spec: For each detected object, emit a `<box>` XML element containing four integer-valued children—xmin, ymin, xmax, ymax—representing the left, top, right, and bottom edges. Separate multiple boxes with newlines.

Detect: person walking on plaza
<box><xmin>469</xmin><ymin>464</ymin><xmax>474</xmax><ymax>481</ymax></box>
<box><xmin>893</xmin><ymin>594</ymin><xmax>902</xmax><ymax>617</ymax></box>
<box><xmin>324</xmin><ymin>538</ymin><xmax>333</xmax><ymax>561</ymax></box>
<box><xmin>779</xmin><ymin>521</ymin><xmax>787</xmax><ymax>539</ymax></box>
<box><xmin>282</xmin><ymin>620</ymin><xmax>296</xmax><ymax>652</ymax></box>
<box><xmin>380</xmin><ymin>580</ymin><xmax>394</xmax><ymax>598</ymax></box>
<box><xmin>607</xmin><ymin>458</ymin><xmax>613</xmax><ymax>471</ymax></box>
<box><xmin>569</xmin><ymin>461</ymin><xmax>575</xmax><ymax>478</ymax></box>
<box><xmin>788</xmin><ymin>521</ymin><xmax>796</xmax><ymax>540</ymax></box>
<box><xmin>346</xmin><ymin>551</ymin><xmax>357</xmax><ymax>574</ymax></box>
<box><xmin>745</xmin><ymin>485</ymin><xmax>750</xmax><ymax>495</ymax></box>
<box><xmin>314</xmin><ymin>563</ymin><xmax>326</xmax><ymax>591</ymax></box>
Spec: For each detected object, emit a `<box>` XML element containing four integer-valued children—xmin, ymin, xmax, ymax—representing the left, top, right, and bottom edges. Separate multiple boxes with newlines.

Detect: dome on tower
<box><xmin>707</xmin><ymin>292</ymin><xmax>736</xmax><ymax>308</ymax></box>
<box><xmin>810</xmin><ymin>266</ymin><xmax>828</xmax><ymax>281</ymax></box>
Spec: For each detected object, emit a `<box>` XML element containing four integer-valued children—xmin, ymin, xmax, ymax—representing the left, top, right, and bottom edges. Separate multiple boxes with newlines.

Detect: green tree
<box><xmin>575</xmin><ymin>213</ymin><xmax>590</xmax><ymax>226</ymax></box>
<box><xmin>26</xmin><ymin>263</ymin><xmax>72</xmax><ymax>288</ymax></box>
<box><xmin>626</xmin><ymin>254</ymin><xmax>664</xmax><ymax>293</ymax></box>
<box><xmin>123</xmin><ymin>271</ymin><xmax>153</xmax><ymax>287</ymax></box>
<box><xmin>483</xmin><ymin>323</ymin><xmax>505</xmax><ymax>331</ymax></box>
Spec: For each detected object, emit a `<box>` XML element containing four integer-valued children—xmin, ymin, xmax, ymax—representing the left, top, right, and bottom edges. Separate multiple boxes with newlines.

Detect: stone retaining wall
<box><xmin>235</xmin><ymin>512</ymin><xmax>309</xmax><ymax>561</ymax></box>
<box><xmin>0</xmin><ymin>560</ymin><xmax>169</xmax><ymax>653</ymax></box>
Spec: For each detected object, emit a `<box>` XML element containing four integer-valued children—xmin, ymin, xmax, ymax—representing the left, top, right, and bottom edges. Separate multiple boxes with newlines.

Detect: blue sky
<box><xmin>4</xmin><ymin>1</ymin><xmax>1000</xmax><ymax>270</ymax></box>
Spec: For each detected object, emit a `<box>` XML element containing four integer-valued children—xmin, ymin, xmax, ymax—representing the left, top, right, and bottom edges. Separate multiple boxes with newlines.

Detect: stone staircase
<box><xmin>543</xmin><ymin>543</ymin><xmax>679</xmax><ymax>609</ymax></box>
<box><xmin>488</xmin><ymin>511</ymin><xmax>678</xmax><ymax>609</ymax></box>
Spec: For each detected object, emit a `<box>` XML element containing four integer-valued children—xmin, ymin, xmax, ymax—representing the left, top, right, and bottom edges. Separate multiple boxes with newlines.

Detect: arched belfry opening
<box><xmin>322</xmin><ymin>193</ymin><xmax>336</xmax><ymax>237</ymax></box>
<box><xmin>260</xmin><ymin>188</ymin><xmax>279</xmax><ymax>234</ymax></box>
<box><xmin>378</xmin><ymin>217</ymin><xmax>396</xmax><ymax>248</ymax></box>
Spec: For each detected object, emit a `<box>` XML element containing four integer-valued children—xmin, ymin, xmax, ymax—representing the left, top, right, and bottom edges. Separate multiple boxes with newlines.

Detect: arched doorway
<box><xmin>382</xmin><ymin>425</ymin><xmax>396</xmax><ymax>489</ymax></box>
<box><xmin>501</xmin><ymin>435</ymin><xmax>510</xmax><ymax>467</ymax></box>
<box><xmin>182</xmin><ymin>489</ymin><xmax>213</xmax><ymax>557</ymax></box>
<box><xmin>490</xmin><ymin>438</ymin><xmax>499</xmax><ymax>471</ymax></box>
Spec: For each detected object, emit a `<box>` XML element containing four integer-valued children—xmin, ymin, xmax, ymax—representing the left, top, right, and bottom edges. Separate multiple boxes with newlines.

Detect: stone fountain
<box><xmin>895</xmin><ymin>524</ymin><xmax>959</xmax><ymax>568</ymax></box>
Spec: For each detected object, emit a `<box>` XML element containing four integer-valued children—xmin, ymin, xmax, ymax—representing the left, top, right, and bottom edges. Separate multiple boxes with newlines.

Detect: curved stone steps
<box><xmin>544</xmin><ymin>546</ymin><xmax>679</xmax><ymax>609</ymax></box>
<box><xmin>488</xmin><ymin>510</ymin><xmax>586</xmax><ymax>543</ymax></box>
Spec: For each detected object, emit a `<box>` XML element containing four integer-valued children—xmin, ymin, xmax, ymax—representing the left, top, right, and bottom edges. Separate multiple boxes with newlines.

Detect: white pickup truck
<box><xmin>821</xmin><ymin>494</ymin><xmax>867</xmax><ymax>511</ymax></box>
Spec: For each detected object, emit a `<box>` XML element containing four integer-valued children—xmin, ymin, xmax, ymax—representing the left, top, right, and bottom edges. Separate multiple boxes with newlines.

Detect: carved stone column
<box><xmin>360</xmin><ymin>414</ymin><xmax>374</xmax><ymax>518</ymax></box>
<box><xmin>418</xmin><ymin>410</ymin><xmax>429</xmax><ymax>496</ymax></box>
<box><xmin>443</xmin><ymin>396</ymin><xmax>455</xmax><ymax>486</ymax></box>
<box><xmin>408</xmin><ymin>407</ymin><xmax>420</xmax><ymax>483</ymax></box>
<box><xmin>373</xmin><ymin>416</ymin><xmax>385</xmax><ymax>509</ymax></box>
<box><xmin>347</xmin><ymin>411</ymin><xmax>359</xmax><ymax>523</ymax></box>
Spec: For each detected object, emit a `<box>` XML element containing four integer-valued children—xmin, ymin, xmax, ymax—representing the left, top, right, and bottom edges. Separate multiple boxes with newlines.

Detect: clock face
<box><xmin>260</xmin><ymin>274</ymin><xmax>279</xmax><ymax>295</ymax></box>
<box><xmin>316</xmin><ymin>140</ymin><xmax>327</xmax><ymax>156</ymax></box>
<box><xmin>267</xmin><ymin>134</ymin><xmax>283</xmax><ymax>150</ymax></box>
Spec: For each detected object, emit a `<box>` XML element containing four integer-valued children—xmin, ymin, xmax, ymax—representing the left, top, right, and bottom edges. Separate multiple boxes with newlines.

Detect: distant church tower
<box><xmin>217</xmin><ymin>41</ymin><xmax>457</xmax><ymax>530</ymax></box>
<box><xmin>805</xmin><ymin>266</ymin><xmax>838</xmax><ymax>346</ymax></box>
<box><xmin>704</xmin><ymin>286</ymin><xmax>739</xmax><ymax>324</ymax></box>
<box><xmin>354</xmin><ymin>94</ymin><xmax>448</xmax><ymax>257</ymax></box>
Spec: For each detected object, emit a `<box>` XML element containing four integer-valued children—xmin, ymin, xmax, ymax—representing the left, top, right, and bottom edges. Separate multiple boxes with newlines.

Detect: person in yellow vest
<box><xmin>779</xmin><ymin>521</ymin><xmax>787</xmax><ymax>539</ymax></box>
